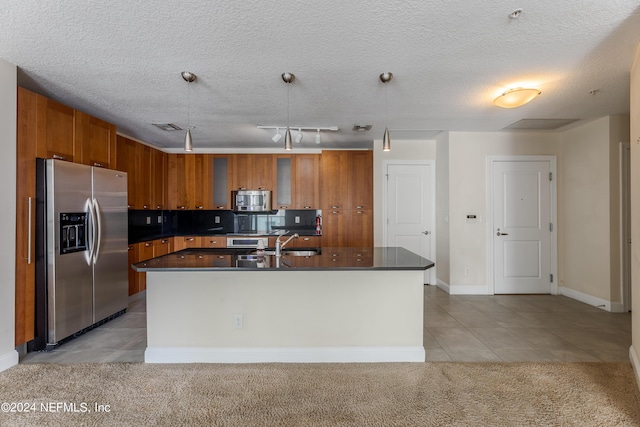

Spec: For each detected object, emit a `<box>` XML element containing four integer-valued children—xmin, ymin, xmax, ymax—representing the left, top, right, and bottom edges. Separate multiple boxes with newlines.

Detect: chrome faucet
<box><xmin>275</xmin><ymin>232</ymin><xmax>299</xmax><ymax>256</ymax></box>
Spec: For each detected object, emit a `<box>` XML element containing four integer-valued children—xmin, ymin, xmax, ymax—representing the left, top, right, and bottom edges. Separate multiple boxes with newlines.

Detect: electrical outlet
<box><xmin>295</xmin><ymin>216</ymin><xmax>300</xmax><ymax>224</ymax></box>
<box><xmin>215</xmin><ymin>216</ymin><xmax>220</xmax><ymax>224</ymax></box>
<box><xmin>464</xmin><ymin>267</ymin><xmax>470</xmax><ymax>276</ymax></box>
<box><xmin>233</xmin><ymin>314</ymin><xmax>243</xmax><ymax>329</ymax></box>
<box><xmin>157</xmin><ymin>216</ymin><xmax>162</xmax><ymax>224</ymax></box>
<box><xmin>146</xmin><ymin>216</ymin><xmax>151</xmax><ymax>225</ymax></box>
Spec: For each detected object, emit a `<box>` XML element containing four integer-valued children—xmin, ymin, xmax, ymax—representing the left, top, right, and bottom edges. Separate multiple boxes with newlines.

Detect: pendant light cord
<box><xmin>287</xmin><ymin>81</ymin><xmax>290</xmax><ymax>129</ymax></box>
<box><xmin>187</xmin><ymin>80</ymin><xmax>190</xmax><ymax>130</ymax></box>
<box><xmin>385</xmin><ymin>81</ymin><xmax>388</xmax><ymax>129</ymax></box>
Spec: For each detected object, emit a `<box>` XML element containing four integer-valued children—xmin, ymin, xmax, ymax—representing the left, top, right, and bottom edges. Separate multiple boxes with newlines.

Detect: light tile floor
<box><xmin>21</xmin><ymin>286</ymin><xmax>632</xmax><ymax>364</ymax></box>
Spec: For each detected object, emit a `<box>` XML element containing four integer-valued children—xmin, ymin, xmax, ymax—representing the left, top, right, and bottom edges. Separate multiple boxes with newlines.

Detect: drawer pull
<box><xmin>196</xmin><ymin>205</ymin><xmax>204</xmax><ymax>209</ymax></box>
<box><xmin>186</xmin><ymin>238</ymin><xmax>195</xmax><ymax>241</ymax></box>
<box><xmin>52</xmin><ymin>154</ymin><xmax>67</xmax><ymax>161</ymax></box>
<box><xmin>156</xmin><ymin>205</ymin><xmax>163</xmax><ymax>209</ymax></box>
<box><xmin>145</xmin><ymin>242</ymin><xmax>153</xmax><ymax>247</ymax></box>
<box><xmin>355</xmin><ymin>205</ymin><xmax>364</xmax><ymax>209</ymax></box>
<box><xmin>331</xmin><ymin>205</ymin><xmax>339</xmax><ymax>209</ymax></box>
<box><xmin>93</xmin><ymin>162</ymin><xmax>105</xmax><ymax>168</ymax></box>
<box><xmin>177</xmin><ymin>206</ymin><xmax>185</xmax><ymax>210</ymax></box>
<box><xmin>303</xmin><ymin>206</ymin><xmax>311</xmax><ymax>209</ymax></box>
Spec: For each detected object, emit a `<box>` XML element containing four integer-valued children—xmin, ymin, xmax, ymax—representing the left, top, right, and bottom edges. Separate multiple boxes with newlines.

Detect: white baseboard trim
<box><xmin>630</xmin><ymin>346</ymin><xmax>640</xmax><ymax>392</ymax></box>
<box><xmin>0</xmin><ymin>350</ymin><xmax>19</xmax><ymax>373</ymax></box>
<box><xmin>559</xmin><ymin>286</ymin><xmax>615</xmax><ymax>312</ymax></box>
<box><xmin>436</xmin><ymin>278</ymin><xmax>450</xmax><ymax>293</ymax></box>
<box><xmin>448</xmin><ymin>284</ymin><xmax>491</xmax><ymax>295</ymax></box>
<box><xmin>145</xmin><ymin>346</ymin><xmax>426</xmax><ymax>364</ymax></box>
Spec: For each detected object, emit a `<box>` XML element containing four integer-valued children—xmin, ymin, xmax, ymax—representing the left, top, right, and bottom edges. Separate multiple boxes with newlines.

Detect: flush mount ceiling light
<box><xmin>380</xmin><ymin>72</ymin><xmax>393</xmax><ymax>152</ymax></box>
<box><xmin>493</xmin><ymin>87</ymin><xmax>541</xmax><ymax>108</ymax></box>
<box><xmin>181</xmin><ymin>71</ymin><xmax>197</xmax><ymax>152</ymax></box>
<box><xmin>282</xmin><ymin>72</ymin><xmax>295</xmax><ymax>151</ymax></box>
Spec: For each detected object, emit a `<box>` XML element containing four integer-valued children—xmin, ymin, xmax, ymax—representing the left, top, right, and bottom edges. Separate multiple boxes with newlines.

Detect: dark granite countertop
<box><xmin>133</xmin><ymin>247</ymin><xmax>434</xmax><ymax>271</ymax></box>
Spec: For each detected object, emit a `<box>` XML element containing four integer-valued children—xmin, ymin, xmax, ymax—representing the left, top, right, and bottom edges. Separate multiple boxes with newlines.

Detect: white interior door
<box><xmin>386</xmin><ymin>163</ymin><xmax>434</xmax><ymax>284</ymax></box>
<box><xmin>492</xmin><ymin>160</ymin><xmax>552</xmax><ymax>294</ymax></box>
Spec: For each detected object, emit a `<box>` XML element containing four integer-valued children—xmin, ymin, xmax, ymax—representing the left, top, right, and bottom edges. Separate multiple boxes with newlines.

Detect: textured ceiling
<box><xmin>2</xmin><ymin>1</ymin><xmax>640</xmax><ymax>151</ymax></box>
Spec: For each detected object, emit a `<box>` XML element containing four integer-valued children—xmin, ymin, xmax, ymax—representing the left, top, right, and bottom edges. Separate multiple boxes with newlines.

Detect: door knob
<box><xmin>422</xmin><ymin>231</ymin><xmax>430</xmax><ymax>235</ymax></box>
<box><xmin>496</xmin><ymin>228</ymin><xmax>509</xmax><ymax>236</ymax></box>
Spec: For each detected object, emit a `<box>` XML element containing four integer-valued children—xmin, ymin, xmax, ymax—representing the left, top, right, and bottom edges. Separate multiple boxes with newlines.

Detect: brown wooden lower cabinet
<box><xmin>203</xmin><ymin>236</ymin><xmax>226</xmax><ymax>248</ymax></box>
<box><xmin>291</xmin><ymin>235</ymin><xmax>322</xmax><ymax>248</ymax></box>
<box><xmin>153</xmin><ymin>238</ymin><xmax>173</xmax><ymax>257</ymax></box>
<box><xmin>173</xmin><ymin>236</ymin><xmax>203</xmax><ymax>251</ymax></box>
<box><xmin>322</xmin><ymin>209</ymin><xmax>372</xmax><ymax>247</ymax></box>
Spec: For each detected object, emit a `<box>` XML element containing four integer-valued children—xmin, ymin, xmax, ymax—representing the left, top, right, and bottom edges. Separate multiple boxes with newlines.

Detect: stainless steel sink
<box><xmin>249</xmin><ymin>248</ymin><xmax>320</xmax><ymax>257</ymax></box>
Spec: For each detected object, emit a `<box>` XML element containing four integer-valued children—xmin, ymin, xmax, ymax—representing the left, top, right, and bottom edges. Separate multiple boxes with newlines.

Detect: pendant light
<box><xmin>282</xmin><ymin>72</ymin><xmax>295</xmax><ymax>151</ymax></box>
<box><xmin>181</xmin><ymin>71</ymin><xmax>196</xmax><ymax>152</ymax></box>
<box><xmin>380</xmin><ymin>72</ymin><xmax>393</xmax><ymax>152</ymax></box>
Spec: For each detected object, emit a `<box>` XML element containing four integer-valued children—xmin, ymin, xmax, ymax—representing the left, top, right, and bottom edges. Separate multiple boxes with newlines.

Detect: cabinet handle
<box><xmin>258</xmin><ymin>187</ymin><xmax>266</xmax><ymax>190</ymax></box>
<box><xmin>127</xmin><ymin>205</ymin><xmax>132</xmax><ymax>209</ymax></box>
<box><xmin>355</xmin><ymin>205</ymin><xmax>364</xmax><ymax>209</ymax></box>
<box><xmin>186</xmin><ymin>238</ymin><xmax>195</xmax><ymax>241</ymax></box>
<box><xmin>92</xmin><ymin>162</ymin><xmax>105</xmax><ymax>168</ymax></box>
<box><xmin>156</xmin><ymin>205</ymin><xmax>163</xmax><ymax>209</ymax></box>
<box><xmin>196</xmin><ymin>205</ymin><xmax>204</xmax><ymax>209</ymax></box>
<box><xmin>356</xmin><ymin>211</ymin><xmax>363</xmax><ymax>214</ymax></box>
<box><xmin>280</xmin><ymin>206</ymin><xmax>288</xmax><ymax>209</ymax></box>
<box><xmin>145</xmin><ymin>242</ymin><xmax>153</xmax><ymax>247</ymax></box>
<box><xmin>27</xmin><ymin>197</ymin><xmax>32</xmax><ymax>265</ymax></box>
<box><xmin>303</xmin><ymin>237</ymin><xmax>310</xmax><ymax>241</ymax></box>
<box><xmin>331</xmin><ymin>205</ymin><xmax>339</xmax><ymax>209</ymax></box>
<box><xmin>128</xmin><ymin>246</ymin><xmax>133</xmax><ymax>251</ymax></box>
<box><xmin>177</xmin><ymin>206</ymin><xmax>186</xmax><ymax>210</ymax></box>
<box><xmin>210</xmin><ymin>240</ymin><xmax>218</xmax><ymax>244</ymax></box>
<box><xmin>332</xmin><ymin>211</ymin><xmax>339</xmax><ymax>214</ymax></box>
<box><xmin>238</xmin><ymin>187</ymin><xmax>247</xmax><ymax>190</ymax></box>
<box><xmin>303</xmin><ymin>206</ymin><xmax>311</xmax><ymax>209</ymax></box>
<box><xmin>52</xmin><ymin>154</ymin><xmax>67</xmax><ymax>161</ymax></box>
<box><xmin>216</xmin><ymin>206</ymin><xmax>226</xmax><ymax>209</ymax></box>
<box><xmin>143</xmin><ymin>205</ymin><xmax>149</xmax><ymax>209</ymax></box>
<box><xmin>161</xmin><ymin>239</ymin><xmax>169</xmax><ymax>244</ymax></box>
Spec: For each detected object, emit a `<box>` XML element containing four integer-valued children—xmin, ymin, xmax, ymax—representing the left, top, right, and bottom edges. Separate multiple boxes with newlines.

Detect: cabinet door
<box><xmin>322</xmin><ymin>209</ymin><xmax>347</xmax><ymax>247</ymax></box>
<box><xmin>348</xmin><ymin>151</ymin><xmax>373</xmax><ymax>209</ymax></box>
<box><xmin>153</xmin><ymin>238</ymin><xmax>173</xmax><ymax>257</ymax></box>
<box><xmin>321</xmin><ymin>150</ymin><xmax>349</xmax><ymax>209</ymax></box>
<box><xmin>192</xmin><ymin>154</ymin><xmax>211</xmax><ymax>210</ymax></box>
<box><xmin>75</xmin><ymin>111</ymin><xmax>116</xmax><ymax>168</ymax></box>
<box><xmin>232</xmin><ymin>154</ymin><xmax>252</xmax><ymax>190</ymax></box>
<box><xmin>15</xmin><ymin>87</ymin><xmax>37</xmax><ymax>346</ymax></box>
<box><xmin>35</xmin><ymin>94</ymin><xmax>75</xmax><ymax>162</ymax></box>
<box><xmin>347</xmin><ymin>209</ymin><xmax>373</xmax><ymax>247</ymax></box>
<box><xmin>252</xmin><ymin>154</ymin><xmax>274</xmax><ymax>190</ymax></box>
<box><xmin>274</xmin><ymin>155</ymin><xmax>294</xmax><ymax>209</ymax></box>
<box><xmin>168</xmin><ymin>154</ymin><xmax>189</xmax><ymax>210</ymax></box>
<box><xmin>137</xmin><ymin>241</ymin><xmax>155</xmax><ymax>292</ymax></box>
<box><xmin>115</xmin><ymin>136</ymin><xmax>137</xmax><ymax>209</ymax></box>
<box><xmin>127</xmin><ymin>245</ymin><xmax>140</xmax><ymax>296</ymax></box>
<box><xmin>151</xmin><ymin>148</ymin><xmax>167</xmax><ymax>210</ymax></box>
<box><xmin>212</xmin><ymin>155</ymin><xmax>232</xmax><ymax>209</ymax></box>
<box><xmin>135</xmin><ymin>143</ymin><xmax>152</xmax><ymax>209</ymax></box>
<box><xmin>295</xmin><ymin>154</ymin><xmax>320</xmax><ymax>209</ymax></box>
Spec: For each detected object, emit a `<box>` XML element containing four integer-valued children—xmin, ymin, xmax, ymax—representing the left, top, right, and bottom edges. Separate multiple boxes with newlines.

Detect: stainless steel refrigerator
<box><xmin>33</xmin><ymin>158</ymin><xmax>128</xmax><ymax>350</ymax></box>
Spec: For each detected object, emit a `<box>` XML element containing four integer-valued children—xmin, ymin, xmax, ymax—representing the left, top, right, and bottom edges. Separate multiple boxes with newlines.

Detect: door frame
<box><xmin>382</xmin><ymin>160</ymin><xmax>436</xmax><ymax>284</ymax></box>
<box><xmin>620</xmin><ymin>141</ymin><xmax>631</xmax><ymax>312</ymax></box>
<box><xmin>486</xmin><ymin>155</ymin><xmax>558</xmax><ymax>295</ymax></box>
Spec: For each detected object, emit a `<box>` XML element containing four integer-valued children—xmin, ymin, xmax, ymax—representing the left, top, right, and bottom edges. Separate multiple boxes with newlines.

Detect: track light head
<box><xmin>272</xmin><ymin>128</ymin><xmax>282</xmax><ymax>142</ymax></box>
<box><xmin>295</xmin><ymin>129</ymin><xmax>303</xmax><ymax>143</ymax></box>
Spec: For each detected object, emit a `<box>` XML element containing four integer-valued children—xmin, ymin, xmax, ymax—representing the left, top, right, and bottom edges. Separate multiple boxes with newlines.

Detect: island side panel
<box><xmin>145</xmin><ymin>270</ymin><xmax>424</xmax><ymax>363</ymax></box>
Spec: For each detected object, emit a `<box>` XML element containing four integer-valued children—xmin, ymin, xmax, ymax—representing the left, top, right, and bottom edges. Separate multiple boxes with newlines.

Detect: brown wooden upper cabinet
<box><xmin>150</xmin><ymin>148</ymin><xmax>167</xmax><ymax>210</ymax></box>
<box><xmin>168</xmin><ymin>154</ymin><xmax>212</xmax><ymax>210</ymax></box>
<box><xmin>321</xmin><ymin>150</ymin><xmax>373</xmax><ymax>210</ymax></box>
<box><xmin>75</xmin><ymin>111</ymin><xmax>116</xmax><ymax>168</ymax></box>
<box><xmin>115</xmin><ymin>136</ymin><xmax>137</xmax><ymax>209</ymax></box>
<box><xmin>295</xmin><ymin>154</ymin><xmax>320</xmax><ymax>209</ymax></box>
<box><xmin>232</xmin><ymin>154</ymin><xmax>274</xmax><ymax>191</ymax></box>
<box><xmin>35</xmin><ymin>94</ymin><xmax>75</xmax><ymax>162</ymax></box>
<box><xmin>135</xmin><ymin>143</ymin><xmax>152</xmax><ymax>210</ymax></box>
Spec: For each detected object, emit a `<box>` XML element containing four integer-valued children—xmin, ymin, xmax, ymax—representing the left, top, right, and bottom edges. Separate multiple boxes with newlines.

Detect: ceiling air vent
<box><xmin>503</xmin><ymin>119</ymin><xmax>579</xmax><ymax>131</ymax></box>
<box><xmin>352</xmin><ymin>124</ymin><xmax>373</xmax><ymax>132</ymax></box>
<box><xmin>152</xmin><ymin>123</ymin><xmax>182</xmax><ymax>131</ymax></box>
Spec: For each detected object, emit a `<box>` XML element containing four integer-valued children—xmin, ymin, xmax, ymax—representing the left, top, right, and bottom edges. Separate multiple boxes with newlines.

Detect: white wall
<box><xmin>0</xmin><ymin>58</ymin><xmax>18</xmax><ymax>372</ymax></box>
<box><xmin>558</xmin><ymin>115</ymin><xmax>629</xmax><ymax>307</ymax></box>
<box><xmin>446</xmin><ymin>131</ymin><xmax>561</xmax><ymax>293</ymax></box>
<box><xmin>373</xmin><ymin>139</ymin><xmax>436</xmax><ymax>246</ymax></box>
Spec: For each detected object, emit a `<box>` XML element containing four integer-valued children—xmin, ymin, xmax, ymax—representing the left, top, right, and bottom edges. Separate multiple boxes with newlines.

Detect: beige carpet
<box><xmin>1</xmin><ymin>362</ymin><xmax>639</xmax><ymax>426</ymax></box>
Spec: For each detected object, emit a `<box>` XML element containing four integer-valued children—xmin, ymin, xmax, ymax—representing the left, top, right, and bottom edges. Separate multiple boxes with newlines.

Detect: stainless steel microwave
<box><xmin>233</xmin><ymin>190</ymin><xmax>271</xmax><ymax>212</ymax></box>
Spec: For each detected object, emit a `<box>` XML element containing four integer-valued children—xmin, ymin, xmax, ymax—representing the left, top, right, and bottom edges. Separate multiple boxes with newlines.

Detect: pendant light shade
<box><xmin>181</xmin><ymin>71</ymin><xmax>197</xmax><ymax>152</ymax></box>
<box><xmin>282</xmin><ymin>72</ymin><xmax>295</xmax><ymax>150</ymax></box>
<box><xmin>184</xmin><ymin>128</ymin><xmax>193</xmax><ymax>152</ymax></box>
<box><xmin>284</xmin><ymin>128</ymin><xmax>293</xmax><ymax>150</ymax></box>
<box><xmin>382</xmin><ymin>127</ymin><xmax>391</xmax><ymax>152</ymax></box>
<box><xmin>380</xmin><ymin>72</ymin><xmax>393</xmax><ymax>152</ymax></box>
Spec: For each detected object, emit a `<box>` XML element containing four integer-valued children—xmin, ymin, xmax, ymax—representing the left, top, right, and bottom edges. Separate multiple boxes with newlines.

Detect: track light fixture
<box><xmin>272</xmin><ymin>128</ymin><xmax>282</xmax><ymax>142</ymax></box>
<box><xmin>282</xmin><ymin>72</ymin><xmax>295</xmax><ymax>150</ymax></box>
<box><xmin>380</xmin><ymin>72</ymin><xmax>393</xmax><ymax>152</ymax></box>
<box><xmin>181</xmin><ymin>71</ymin><xmax>196</xmax><ymax>152</ymax></box>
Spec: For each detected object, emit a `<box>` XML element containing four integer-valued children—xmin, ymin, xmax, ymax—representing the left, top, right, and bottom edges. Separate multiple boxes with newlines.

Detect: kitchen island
<box><xmin>134</xmin><ymin>247</ymin><xmax>434</xmax><ymax>363</ymax></box>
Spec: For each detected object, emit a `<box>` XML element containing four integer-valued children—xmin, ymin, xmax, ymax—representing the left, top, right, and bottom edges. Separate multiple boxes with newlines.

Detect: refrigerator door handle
<box><xmin>86</xmin><ymin>198</ymin><xmax>96</xmax><ymax>265</ymax></box>
<box><xmin>93</xmin><ymin>198</ymin><xmax>102</xmax><ymax>264</ymax></box>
